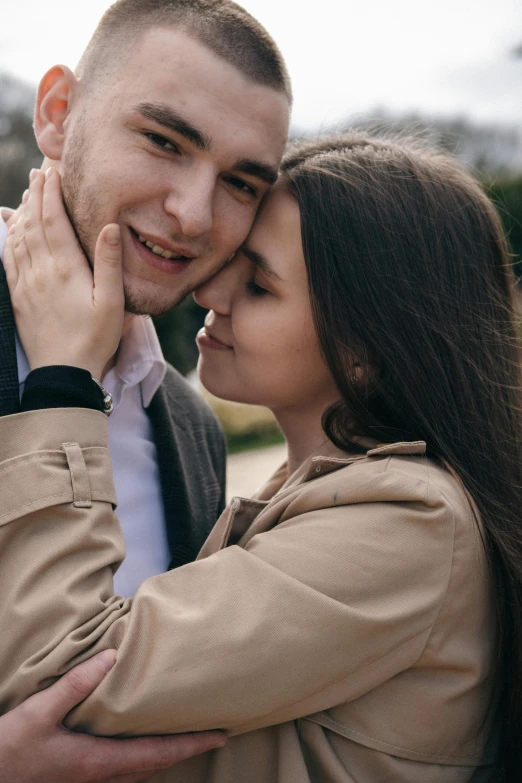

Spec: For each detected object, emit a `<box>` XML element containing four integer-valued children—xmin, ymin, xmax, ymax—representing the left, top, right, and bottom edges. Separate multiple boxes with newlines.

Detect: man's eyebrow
<box><xmin>135</xmin><ymin>102</ymin><xmax>212</xmax><ymax>151</ymax></box>
<box><xmin>241</xmin><ymin>246</ymin><xmax>283</xmax><ymax>280</ymax></box>
<box><xmin>234</xmin><ymin>159</ymin><xmax>279</xmax><ymax>186</ymax></box>
<box><xmin>135</xmin><ymin>104</ymin><xmax>277</xmax><ymax>184</ymax></box>
<box><xmin>136</xmin><ymin>103</ymin><xmax>278</xmax><ymax>185</ymax></box>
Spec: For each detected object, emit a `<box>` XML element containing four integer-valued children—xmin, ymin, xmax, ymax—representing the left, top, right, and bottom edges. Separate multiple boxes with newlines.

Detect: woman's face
<box><xmin>194</xmin><ymin>183</ymin><xmax>339</xmax><ymax>415</ymax></box>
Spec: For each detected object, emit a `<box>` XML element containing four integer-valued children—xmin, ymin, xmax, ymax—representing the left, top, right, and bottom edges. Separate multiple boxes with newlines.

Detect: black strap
<box><xmin>21</xmin><ymin>366</ymin><xmax>105</xmax><ymax>413</ymax></box>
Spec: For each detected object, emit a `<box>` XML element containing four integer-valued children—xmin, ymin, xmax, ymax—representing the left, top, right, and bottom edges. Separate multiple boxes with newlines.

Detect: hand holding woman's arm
<box><xmin>3</xmin><ymin>169</ymin><xmax>125</xmax><ymax>380</ymax></box>
<box><xmin>0</xmin><ymin>649</ymin><xmax>226</xmax><ymax>783</ymax></box>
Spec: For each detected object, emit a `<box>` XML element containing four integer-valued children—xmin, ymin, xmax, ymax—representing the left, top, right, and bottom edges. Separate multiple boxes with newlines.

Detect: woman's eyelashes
<box><xmin>245</xmin><ymin>279</ymin><xmax>268</xmax><ymax>297</ymax></box>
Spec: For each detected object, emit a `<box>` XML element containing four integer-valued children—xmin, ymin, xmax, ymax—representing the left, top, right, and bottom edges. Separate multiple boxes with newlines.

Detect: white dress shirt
<box><xmin>0</xmin><ymin>214</ymin><xmax>171</xmax><ymax>597</ymax></box>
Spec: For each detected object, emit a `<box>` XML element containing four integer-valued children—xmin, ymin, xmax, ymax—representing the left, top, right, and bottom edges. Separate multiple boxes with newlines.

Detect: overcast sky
<box><xmin>1</xmin><ymin>0</ymin><xmax>520</xmax><ymax>130</ymax></box>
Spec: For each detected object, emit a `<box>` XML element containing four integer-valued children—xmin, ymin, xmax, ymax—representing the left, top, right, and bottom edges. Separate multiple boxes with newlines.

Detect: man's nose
<box><xmin>164</xmin><ymin>170</ymin><xmax>214</xmax><ymax>238</ymax></box>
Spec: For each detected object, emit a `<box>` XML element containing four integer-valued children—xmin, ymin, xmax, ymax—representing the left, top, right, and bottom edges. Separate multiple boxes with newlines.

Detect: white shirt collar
<box><xmin>109</xmin><ymin>315</ymin><xmax>166</xmax><ymax>408</ymax></box>
<box><xmin>0</xmin><ymin>211</ymin><xmax>166</xmax><ymax>407</ymax></box>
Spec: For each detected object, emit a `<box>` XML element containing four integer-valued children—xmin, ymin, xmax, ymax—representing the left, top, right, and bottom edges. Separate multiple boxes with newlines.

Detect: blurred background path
<box><xmin>226</xmin><ymin>443</ymin><xmax>286</xmax><ymax>502</ymax></box>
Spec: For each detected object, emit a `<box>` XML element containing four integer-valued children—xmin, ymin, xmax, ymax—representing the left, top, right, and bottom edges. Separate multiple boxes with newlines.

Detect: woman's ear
<box><xmin>350</xmin><ymin>361</ymin><xmax>364</xmax><ymax>388</ymax></box>
<box><xmin>34</xmin><ymin>66</ymin><xmax>79</xmax><ymax>161</ymax></box>
<box><xmin>351</xmin><ymin>359</ymin><xmax>375</xmax><ymax>391</ymax></box>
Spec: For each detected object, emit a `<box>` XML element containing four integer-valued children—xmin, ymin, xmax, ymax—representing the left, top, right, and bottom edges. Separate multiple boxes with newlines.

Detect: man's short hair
<box><xmin>76</xmin><ymin>0</ymin><xmax>291</xmax><ymax>102</ymax></box>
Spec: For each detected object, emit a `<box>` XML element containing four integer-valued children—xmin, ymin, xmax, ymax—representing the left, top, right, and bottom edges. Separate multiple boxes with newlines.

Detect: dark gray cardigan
<box><xmin>0</xmin><ymin>262</ymin><xmax>227</xmax><ymax>570</ymax></box>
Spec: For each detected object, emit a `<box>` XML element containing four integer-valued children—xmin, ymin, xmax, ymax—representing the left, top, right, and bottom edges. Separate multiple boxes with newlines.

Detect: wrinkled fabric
<box><xmin>0</xmin><ymin>409</ymin><xmax>498</xmax><ymax>781</ymax></box>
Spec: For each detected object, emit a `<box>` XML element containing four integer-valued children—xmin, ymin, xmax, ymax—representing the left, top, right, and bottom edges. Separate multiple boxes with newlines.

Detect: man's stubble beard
<box><xmin>60</xmin><ymin>120</ymin><xmax>190</xmax><ymax>318</ymax></box>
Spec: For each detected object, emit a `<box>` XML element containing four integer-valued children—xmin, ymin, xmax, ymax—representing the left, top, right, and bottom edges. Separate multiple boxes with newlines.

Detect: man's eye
<box><xmin>145</xmin><ymin>133</ymin><xmax>179</xmax><ymax>153</ymax></box>
<box><xmin>246</xmin><ymin>279</ymin><xmax>268</xmax><ymax>297</ymax></box>
<box><xmin>225</xmin><ymin>177</ymin><xmax>258</xmax><ymax>197</ymax></box>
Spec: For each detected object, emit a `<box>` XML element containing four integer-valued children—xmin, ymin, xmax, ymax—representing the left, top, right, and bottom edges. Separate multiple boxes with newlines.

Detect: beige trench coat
<box><xmin>0</xmin><ymin>408</ymin><xmax>497</xmax><ymax>782</ymax></box>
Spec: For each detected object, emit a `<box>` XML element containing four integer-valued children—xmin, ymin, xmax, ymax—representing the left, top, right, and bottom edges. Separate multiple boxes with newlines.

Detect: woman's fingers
<box><xmin>4</xmin><ymin>169</ymin><xmax>124</xmax><ymax>378</ymax></box>
<box><xmin>42</xmin><ymin>168</ymin><xmax>90</xmax><ymax>274</ymax></box>
<box><xmin>22</xmin><ymin>171</ymin><xmax>50</xmax><ymax>270</ymax></box>
<box><xmin>11</xmin><ymin>212</ymin><xmax>31</xmax><ymax>276</ymax></box>
<box><xmin>2</xmin><ymin>171</ymin><xmax>46</xmax><ymax>288</ymax></box>
<box><xmin>2</xmin><ymin>230</ymin><xmax>20</xmax><ymax>290</ymax></box>
<box><xmin>93</xmin><ymin>224</ymin><xmax>124</xmax><ymax>313</ymax></box>
<box><xmin>1</xmin><ymin>206</ymin><xmax>17</xmax><ymax>226</ymax></box>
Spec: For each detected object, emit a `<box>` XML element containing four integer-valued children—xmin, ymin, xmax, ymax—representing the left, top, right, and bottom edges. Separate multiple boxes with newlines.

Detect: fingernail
<box><xmin>8</xmin><ymin>224</ymin><xmax>16</xmax><ymax>235</ymax></box>
<box><xmin>45</xmin><ymin>167</ymin><xmax>54</xmax><ymax>182</ymax></box>
<box><xmin>29</xmin><ymin>168</ymin><xmax>38</xmax><ymax>182</ymax></box>
<box><xmin>94</xmin><ymin>649</ymin><xmax>117</xmax><ymax>673</ymax></box>
<box><xmin>106</xmin><ymin>225</ymin><xmax>120</xmax><ymax>246</ymax></box>
<box><xmin>22</xmin><ymin>189</ymin><xmax>29</xmax><ymax>204</ymax></box>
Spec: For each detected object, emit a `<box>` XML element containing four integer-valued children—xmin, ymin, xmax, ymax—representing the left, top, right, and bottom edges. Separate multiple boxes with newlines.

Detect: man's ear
<box><xmin>34</xmin><ymin>65</ymin><xmax>79</xmax><ymax>161</ymax></box>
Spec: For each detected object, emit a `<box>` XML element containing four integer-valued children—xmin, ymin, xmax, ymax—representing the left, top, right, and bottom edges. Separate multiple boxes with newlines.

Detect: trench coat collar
<box><xmin>302</xmin><ymin>439</ymin><xmax>427</xmax><ymax>482</ymax></box>
<box><xmin>262</xmin><ymin>437</ymin><xmax>427</xmax><ymax>495</ymax></box>
<box><xmin>197</xmin><ymin>437</ymin><xmax>427</xmax><ymax>560</ymax></box>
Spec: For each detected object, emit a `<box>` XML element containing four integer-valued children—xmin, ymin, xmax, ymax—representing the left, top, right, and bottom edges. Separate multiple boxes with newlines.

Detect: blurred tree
<box><xmin>0</xmin><ymin>111</ymin><xmax>41</xmax><ymax>208</ymax></box>
<box><xmin>342</xmin><ymin>112</ymin><xmax>522</xmax><ymax>176</ymax></box>
<box><xmin>485</xmin><ymin>178</ymin><xmax>522</xmax><ymax>280</ymax></box>
<box><xmin>153</xmin><ymin>298</ymin><xmax>207</xmax><ymax>376</ymax></box>
<box><xmin>0</xmin><ymin>74</ymin><xmax>40</xmax><ymax>206</ymax></box>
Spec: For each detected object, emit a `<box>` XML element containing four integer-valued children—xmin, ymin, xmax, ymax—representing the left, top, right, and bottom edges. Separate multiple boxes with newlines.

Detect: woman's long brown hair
<box><xmin>281</xmin><ymin>133</ymin><xmax>522</xmax><ymax>780</ymax></box>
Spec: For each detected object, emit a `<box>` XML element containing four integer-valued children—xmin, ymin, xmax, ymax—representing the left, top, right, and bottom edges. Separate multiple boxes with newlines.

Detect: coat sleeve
<box><xmin>0</xmin><ymin>408</ymin><xmax>457</xmax><ymax>738</ymax></box>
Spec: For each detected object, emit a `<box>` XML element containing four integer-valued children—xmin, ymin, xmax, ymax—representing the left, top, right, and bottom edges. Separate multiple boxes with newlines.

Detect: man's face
<box><xmin>59</xmin><ymin>28</ymin><xmax>289</xmax><ymax>316</ymax></box>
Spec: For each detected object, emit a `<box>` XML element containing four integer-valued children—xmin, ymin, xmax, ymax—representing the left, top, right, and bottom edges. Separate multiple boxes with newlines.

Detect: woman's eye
<box><xmin>225</xmin><ymin>177</ymin><xmax>258</xmax><ymax>197</ymax></box>
<box><xmin>246</xmin><ymin>280</ymin><xmax>268</xmax><ymax>297</ymax></box>
<box><xmin>145</xmin><ymin>133</ymin><xmax>179</xmax><ymax>153</ymax></box>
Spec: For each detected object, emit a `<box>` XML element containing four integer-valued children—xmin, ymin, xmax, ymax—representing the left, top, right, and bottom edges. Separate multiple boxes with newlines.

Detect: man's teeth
<box><xmin>137</xmin><ymin>234</ymin><xmax>181</xmax><ymax>260</ymax></box>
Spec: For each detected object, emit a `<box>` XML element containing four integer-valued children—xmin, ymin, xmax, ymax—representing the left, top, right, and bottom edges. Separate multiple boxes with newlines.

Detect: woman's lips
<box><xmin>196</xmin><ymin>327</ymin><xmax>234</xmax><ymax>351</ymax></box>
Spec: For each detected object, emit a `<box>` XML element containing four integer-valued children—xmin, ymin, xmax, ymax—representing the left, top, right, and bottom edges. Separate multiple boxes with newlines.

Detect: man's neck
<box><xmin>101</xmin><ymin>311</ymin><xmax>136</xmax><ymax>380</ymax></box>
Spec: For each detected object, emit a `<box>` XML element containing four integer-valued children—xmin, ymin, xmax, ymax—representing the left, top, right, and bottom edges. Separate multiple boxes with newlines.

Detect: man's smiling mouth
<box><xmin>130</xmin><ymin>228</ymin><xmax>194</xmax><ymax>261</ymax></box>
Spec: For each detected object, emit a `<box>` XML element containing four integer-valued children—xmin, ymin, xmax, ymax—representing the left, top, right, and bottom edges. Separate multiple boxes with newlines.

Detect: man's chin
<box><xmin>123</xmin><ymin>285</ymin><xmax>189</xmax><ymax>318</ymax></box>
